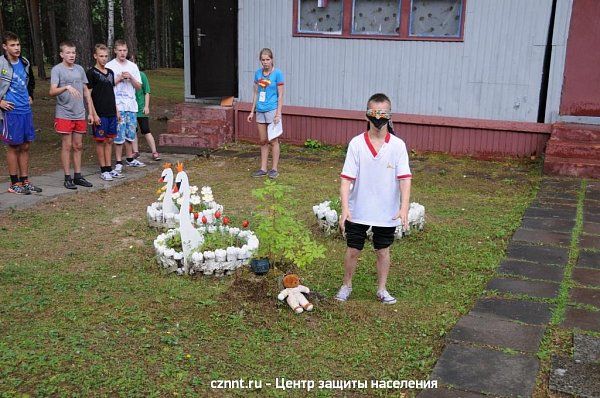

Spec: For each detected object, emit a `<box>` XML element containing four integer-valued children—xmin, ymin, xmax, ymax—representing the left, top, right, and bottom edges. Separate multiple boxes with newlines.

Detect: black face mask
<box><xmin>367</xmin><ymin>115</ymin><xmax>389</xmax><ymax>130</ymax></box>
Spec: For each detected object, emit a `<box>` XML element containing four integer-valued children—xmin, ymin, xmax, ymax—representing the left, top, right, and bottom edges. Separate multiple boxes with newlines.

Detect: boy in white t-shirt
<box><xmin>106</xmin><ymin>39</ymin><xmax>145</xmax><ymax>175</ymax></box>
<box><xmin>335</xmin><ymin>93</ymin><xmax>412</xmax><ymax>305</ymax></box>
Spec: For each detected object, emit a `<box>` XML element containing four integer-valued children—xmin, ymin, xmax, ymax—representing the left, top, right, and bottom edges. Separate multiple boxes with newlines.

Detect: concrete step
<box><xmin>543</xmin><ymin>156</ymin><xmax>600</xmax><ymax>179</ymax></box>
<box><xmin>545</xmin><ymin>140</ymin><xmax>600</xmax><ymax>159</ymax></box>
<box><xmin>551</xmin><ymin>123</ymin><xmax>600</xmax><ymax>141</ymax></box>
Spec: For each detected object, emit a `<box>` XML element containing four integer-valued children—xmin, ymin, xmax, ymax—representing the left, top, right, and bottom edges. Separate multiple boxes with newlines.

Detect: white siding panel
<box><xmin>238</xmin><ymin>0</ymin><xmax>556</xmax><ymax>122</ymax></box>
<box><xmin>545</xmin><ymin>0</ymin><xmax>572</xmax><ymax>123</ymax></box>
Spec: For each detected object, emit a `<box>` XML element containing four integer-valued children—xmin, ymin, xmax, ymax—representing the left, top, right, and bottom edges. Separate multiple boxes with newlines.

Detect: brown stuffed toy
<box><xmin>277</xmin><ymin>274</ymin><xmax>314</xmax><ymax>313</ymax></box>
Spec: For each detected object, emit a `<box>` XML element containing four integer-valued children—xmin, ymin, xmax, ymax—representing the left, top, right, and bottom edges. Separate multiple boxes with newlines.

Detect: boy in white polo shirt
<box><xmin>335</xmin><ymin>93</ymin><xmax>412</xmax><ymax>305</ymax></box>
<box><xmin>106</xmin><ymin>39</ymin><xmax>145</xmax><ymax>175</ymax></box>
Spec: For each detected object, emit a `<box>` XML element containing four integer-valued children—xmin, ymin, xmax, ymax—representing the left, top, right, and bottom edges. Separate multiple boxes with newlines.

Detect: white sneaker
<box><xmin>334</xmin><ymin>285</ymin><xmax>352</xmax><ymax>302</ymax></box>
<box><xmin>114</xmin><ymin>163</ymin><xmax>124</xmax><ymax>173</ymax></box>
<box><xmin>126</xmin><ymin>159</ymin><xmax>146</xmax><ymax>167</ymax></box>
<box><xmin>100</xmin><ymin>171</ymin><xmax>113</xmax><ymax>181</ymax></box>
<box><xmin>110</xmin><ymin>169</ymin><xmax>125</xmax><ymax>179</ymax></box>
<box><xmin>376</xmin><ymin>290</ymin><xmax>397</xmax><ymax>305</ymax></box>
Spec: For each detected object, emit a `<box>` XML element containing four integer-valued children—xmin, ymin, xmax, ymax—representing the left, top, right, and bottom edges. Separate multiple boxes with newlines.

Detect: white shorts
<box><xmin>256</xmin><ymin>110</ymin><xmax>276</xmax><ymax>124</ymax></box>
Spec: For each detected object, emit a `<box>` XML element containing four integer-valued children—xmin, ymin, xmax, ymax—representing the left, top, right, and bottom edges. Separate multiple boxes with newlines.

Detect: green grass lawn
<box><xmin>0</xmin><ymin>147</ymin><xmax>542</xmax><ymax>397</ymax></box>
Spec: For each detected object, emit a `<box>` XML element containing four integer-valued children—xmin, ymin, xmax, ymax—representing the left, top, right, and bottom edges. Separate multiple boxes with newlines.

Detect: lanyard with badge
<box><xmin>257</xmin><ymin>72</ymin><xmax>272</xmax><ymax>103</ymax></box>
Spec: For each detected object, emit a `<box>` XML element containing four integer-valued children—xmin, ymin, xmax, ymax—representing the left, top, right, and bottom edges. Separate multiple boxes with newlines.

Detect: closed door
<box><xmin>190</xmin><ymin>0</ymin><xmax>238</xmax><ymax>98</ymax></box>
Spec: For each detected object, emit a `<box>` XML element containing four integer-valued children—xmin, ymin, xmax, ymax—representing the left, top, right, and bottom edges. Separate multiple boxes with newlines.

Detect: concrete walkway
<box><xmin>420</xmin><ymin>177</ymin><xmax>600</xmax><ymax>397</ymax></box>
<box><xmin>0</xmin><ymin>153</ymin><xmax>194</xmax><ymax>212</ymax></box>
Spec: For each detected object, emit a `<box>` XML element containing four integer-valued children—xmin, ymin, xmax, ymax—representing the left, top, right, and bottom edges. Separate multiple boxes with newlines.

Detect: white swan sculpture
<box><xmin>173</xmin><ymin>167</ymin><xmax>203</xmax><ymax>273</ymax></box>
<box><xmin>147</xmin><ymin>163</ymin><xmax>181</xmax><ymax>228</ymax></box>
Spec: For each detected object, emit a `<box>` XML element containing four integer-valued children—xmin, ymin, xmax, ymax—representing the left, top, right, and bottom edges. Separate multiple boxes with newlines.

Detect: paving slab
<box><xmin>447</xmin><ymin>313</ymin><xmax>545</xmax><ymax>353</ymax></box>
<box><xmin>498</xmin><ymin>259</ymin><xmax>564</xmax><ymax>282</ymax></box>
<box><xmin>470</xmin><ymin>298</ymin><xmax>552</xmax><ymax>325</ymax></box>
<box><xmin>418</xmin><ymin>387</ymin><xmax>488</xmax><ymax>398</ymax></box>
<box><xmin>574</xmin><ymin>333</ymin><xmax>600</xmax><ymax>364</ymax></box>
<box><xmin>584</xmin><ymin>201</ymin><xmax>600</xmax><ymax>215</ymax></box>
<box><xmin>431</xmin><ymin>344</ymin><xmax>538</xmax><ymax>398</ymax></box>
<box><xmin>572</xmin><ymin>268</ymin><xmax>600</xmax><ymax>287</ymax></box>
<box><xmin>570</xmin><ymin>287</ymin><xmax>600</xmax><ymax>308</ymax></box>
<box><xmin>529</xmin><ymin>200</ymin><xmax>577</xmax><ymax>210</ymax></box>
<box><xmin>486</xmin><ymin>277</ymin><xmax>560</xmax><ymax>299</ymax></box>
<box><xmin>536</xmin><ymin>189</ymin><xmax>579</xmax><ymax>201</ymax></box>
<box><xmin>562</xmin><ymin>308</ymin><xmax>600</xmax><ymax>332</ymax></box>
<box><xmin>578</xmin><ymin>250</ymin><xmax>600</xmax><ymax>270</ymax></box>
<box><xmin>0</xmin><ymin>153</ymin><xmax>194</xmax><ymax>212</ymax></box>
<box><xmin>505</xmin><ymin>243</ymin><xmax>569</xmax><ymax>266</ymax></box>
<box><xmin>584</xmin><ymin>212</ymin><xmax>600</xmax><ymax>224</ymax></box>
<box><xmin>523</xmin><ymin>207</ymin><xmax>576</xmax><ymax>220</ymax></box>
<box><xmin>583</xmin><ymin>222</ymin><xmax>600</xmax><ymax>236</ymax></box>
<box><xmin>580</xmin><ymin>234</ymin><xmax>600</xmax><ymax>250</ymax></box>
<box><xmin>541</xmin><ymin>178</ymin><xmax>581</xmax><ymax>191</ymax></box>
<box><xmin>512</xmin><ymin>228</ymin><xmax>572</xmax><ymax>246</ymax></box>
<box><xmin>520</xmin><ymin>217</ymin><xmax>575</xmax><ymax>233</ymax></box>
<box><xmin>549</xmin><ymin>355</ymin><xmax>600</xmax><ymax>398</ymax></box>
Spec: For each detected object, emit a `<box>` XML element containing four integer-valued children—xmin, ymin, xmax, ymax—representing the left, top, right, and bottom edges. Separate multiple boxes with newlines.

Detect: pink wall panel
<box><xmin>234</xmin><ymin>109</ymin><xmax>550</xmax><ymax>157</ymax></box>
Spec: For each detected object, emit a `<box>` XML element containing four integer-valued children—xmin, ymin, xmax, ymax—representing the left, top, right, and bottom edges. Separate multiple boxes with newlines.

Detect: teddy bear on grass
<box><xmin>278</xmin><ymin>274</ymin><xmax>314</xmax><ymax>314</ymax></box>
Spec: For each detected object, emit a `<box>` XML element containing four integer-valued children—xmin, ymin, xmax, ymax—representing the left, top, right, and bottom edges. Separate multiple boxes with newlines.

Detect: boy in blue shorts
<box><xmin>87</xmin><ymin>44</ymin><xmax>123</xmax><ymax>181</ymax></box>
<box><xmin>106</xmin><ymin>40</ymin><xmax>145</xmax><ymax>173</ymax></box>
<box><xmin>335</xmin><ymin>93</ymin><xmax>412</xmax><ymax>305</ymax></box>
<box><xmin>0</xmin><ymin>31</ymin><xmax>41</xmax><ymax>194</ymax></box>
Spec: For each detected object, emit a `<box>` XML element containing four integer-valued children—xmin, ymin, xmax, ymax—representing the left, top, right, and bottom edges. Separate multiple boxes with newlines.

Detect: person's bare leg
<box><xmin>375</xmin><ymin>247</ymin><xmax>391</xmax><ymax>292</ymax></box>
<box><xmin>7</xmin><ymin>145</ymin><xmax>20</xmax><ymax>176</ymax></box>
<box><xmin>270</xmin><ymin>138</ymin><xmax>280</xmax><ymax>171</ymax></box>
<box><xmin>72</xmin><ymin>133</ymin><xmax>83</xmax><ymax>173</ymax></box>
<box><xmin>132</xmin><ymin>136</ymin><xmax>139</xmax><ymax>154</ymax></box>
<box><xmin>17</xmin><ymin>142</ymin><xmax>30</xmax><ymax>178</ymax></box>
<box><xmin>115</xmin><ymin>143</ymin><xmax>124</xmax><ymax>163</ymax></box>
<box><xmin>61</xmin><ymin>134</ymin><xmax>73</xmax><ymax>175</ymax></box>
<box><xmin>257</xmin><ymin>123</ymin><xmax>268</xmax><ymax>171</ymax></box>
<box><xmin>95</xmin><ymin>142</ymin><xmax>106</xmax><ymax>167</ymax></box>
<box><xmin>144</xmin><ymin>133</ymin><xmax>158</xmax><ymax>153</ymax></box>
<box><xmin>104</xmin><ymin>140</ymin><xmax>113</xmax><ymax>167</ymax></box>
<box><xmin>124</xmin><ymin>141</ymin><xmax>134</xmax><ymax>159</ymax></box>
<box><xmin>342</xmin><ymin>247</ymin><xmax>361</xmax><ymax>287</ymax></box>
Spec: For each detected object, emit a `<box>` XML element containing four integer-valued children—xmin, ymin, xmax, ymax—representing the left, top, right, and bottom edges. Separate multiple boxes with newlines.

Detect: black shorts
<box><xmin>345</xmin><ymin>220</ymin><xmax>395</xmax><ymax>250</ymax></box>
<box><xmin>137</xmin><ymin>117</ymin><xmax>150</xmax><ymax>135</ymax></box>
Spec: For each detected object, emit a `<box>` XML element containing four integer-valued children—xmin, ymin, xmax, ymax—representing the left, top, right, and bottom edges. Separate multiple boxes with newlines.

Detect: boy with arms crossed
<box><xmin>106</xmin><ymin>40</ymin><xmax>145</xmax><ymax>173</ymax></box>
<box><xmin>0</xmin><ymin>31</ymin><xmax>41</xmax><ymax>194</ymax></box>
<box><xmin>86</xmin><ymin>44</ymin><xmax>123</xmax><ymax>181</ymax></box>
<box><xmin>335</xmin><ymin>93</ymin><xmax>412</xmax><ymax>305</ymax></box>
<box><xmin>49</xmin><ymin>41</ymin><xmax>95</xmax><ymax>189</ymax></box>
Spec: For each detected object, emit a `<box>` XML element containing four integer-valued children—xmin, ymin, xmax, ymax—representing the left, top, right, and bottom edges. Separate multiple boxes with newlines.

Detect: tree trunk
<box><xmin>0</xmin><ymin>1</ymin><xmax>5</xmax><ymax>35</ymax></box>
<box><xmin>67</xmin><ymin>0</ymin><xmax>94</xmax><ymax>69</ymax></box>
<box><xmin>26</xmin><ymin>0</ymin><xmax>46</xmax><ymax>78</ymax></box>
<box><xmin>121</xmin><ymin>0</ymin><xmax>137</xmax><ymax>57</ymax></box>
<box><xmin>153</xmin><ymin>0</ymin><xmax>161</xmax><ymax>68</ymax></box>
<box><xmin>46</xmin><ymin>0</ymin><xmax>59</xmax><ymax>64</ymax></box>
<box><xmin>162</xmin><ymin>0</ymin><xmax>169</xmax><ymax>67</ymax></box>
<box><xmin>107</xmin><ymin>0</ymin><xmax>115</xmax><ymax>53</ymax></box>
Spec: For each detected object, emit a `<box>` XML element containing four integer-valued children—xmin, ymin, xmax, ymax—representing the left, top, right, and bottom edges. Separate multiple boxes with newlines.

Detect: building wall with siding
<box><xmin>238</xmin><ymin>0</ymin><xmax>565</xmax><ymax>123</ymax></box>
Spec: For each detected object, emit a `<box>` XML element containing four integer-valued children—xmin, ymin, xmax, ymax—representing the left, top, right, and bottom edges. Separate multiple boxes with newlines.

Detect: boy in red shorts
<box><xmin>49</xmin><ymin>41</ymin><xmax>95</xmax><ymax>189</ymax></box>
<box><xmin>0</xmin><ymin>31</ymin><xmax>41</xmax><ymax>194</ymax></box>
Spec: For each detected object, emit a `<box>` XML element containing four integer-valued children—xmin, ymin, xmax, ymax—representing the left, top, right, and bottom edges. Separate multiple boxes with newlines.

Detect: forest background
<box><xmin>0</xmin><ymin>0</ymin><xmax>184</xmax><ymax>77</ymax></box>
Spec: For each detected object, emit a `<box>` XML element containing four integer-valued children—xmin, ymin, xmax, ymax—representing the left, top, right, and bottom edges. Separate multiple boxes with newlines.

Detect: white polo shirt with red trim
<box><xmin>341</xmin><ymin>131</ymin><xmax>412</xmax><ymax>227</ymax></box>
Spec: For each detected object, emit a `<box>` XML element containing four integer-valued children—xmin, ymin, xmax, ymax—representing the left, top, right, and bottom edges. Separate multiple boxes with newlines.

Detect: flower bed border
<box><xmin>153</xmin><ymin>226</ymin><xmax>259</xmax><ymax>276</ymax></box>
